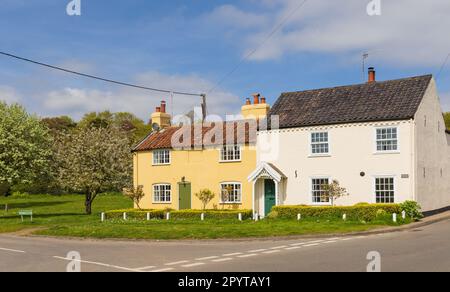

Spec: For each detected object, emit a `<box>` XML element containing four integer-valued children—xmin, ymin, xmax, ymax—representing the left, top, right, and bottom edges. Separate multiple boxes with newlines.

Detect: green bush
<box><xmin>104</xmin><ymin>209</ymin><xmax>166</xmax><ymax>220</ymax></box>
<box><xmin>272</xmin><ymin>204</ymin><xmax>401</xmax><ymax>222</ymax></box>
<box><xmin>399</xmin><ymin>201</ymin><xmax>423</xmax><ymax>220</ymax></box>
<box><xmin>104</xmin><ymin>209</ymin><xmax>253</xmax><ymax>221</ymax></box>
<box><xmin>171</xmin><ymin>210</ymin><xmax>253</xmax><ymax>220</ymax></box>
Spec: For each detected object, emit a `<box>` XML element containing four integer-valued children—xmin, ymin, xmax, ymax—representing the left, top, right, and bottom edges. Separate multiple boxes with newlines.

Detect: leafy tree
<box><xmin>444</xmin><ymin>112</ymin><xmax>450</xmax><ymax>131</ymax></box>
<box><xmin>0</xmin><ymin>102</ymin><xmax>53</xmax><ymax>195</ymax></box>
<box><xmin>123</xmin><ymin>185</ymin><xmax>145</xmax><ymax>210</ymax></box>
<box><xmin>195</xmin><ymin>189</ymin><xmax>216</xmax><ymax>210</ymax></box>
<box><xmin>41</xmin><ymin>116</ymin><xmax>77</xmax><ymax>136</ymax></box>
<box><xmin>54</xmin><ymin>126</ymin><xmax>132</xmax><ymax>214</ymax></box>
<box><xmin>322</xmin><ymin>180</ymin><xmax>349</xmax><ymax>206</ymax></box>
<box><xmin>78</xmin><ymin>111</ymin><xmax>114</xmax><ymax>129</ymax></box>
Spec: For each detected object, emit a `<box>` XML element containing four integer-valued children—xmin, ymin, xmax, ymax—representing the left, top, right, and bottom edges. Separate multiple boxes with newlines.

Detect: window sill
<box><xmin>219</xmin><ymin>202</ymin><xmax>242</xmax><ymax>205</ymax></box>
<box><xmin>152</xmin><ymin>163</ymin><xmax>171</xmax><ymax>166</ymax></box>
<box><xmin>373</xmin><ymin>151</ymin><xmax>400</xmax><ymax>155</ymax></box>
<box><xmin>308</xmin><ymin>154</ymin><xmax>331</xmax><ymax>158</ymax></box>
<box><xmin>152</xmin><ymin>202</ymin><xmax>172</xmax><ymax>204</ymax></box>
<box><xmin>219</xmin><ymin>160</ymin><xmax>242</xmax><ymax>164</ymax></box>
<box><xmin>311</xmin><ymin>203</ymin><xmax>332</xmax><ymax>206</ymax></box>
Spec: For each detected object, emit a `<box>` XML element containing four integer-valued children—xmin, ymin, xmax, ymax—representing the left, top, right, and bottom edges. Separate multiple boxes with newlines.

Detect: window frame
<box><xmin>152</xmin><ymin>183</ymin><xmax>172</xmax><ymax>204</ymax></box>
<box><xmin>310</xmin><ymin>131</ymin><xmax>330</xmax><ymax>157</ymax></box>
<box><xmin>219</xmin><ymin>182</ymin><xmax>242</xmax><ymax>204</ymax></box>
<box><xmin>152</xmin><ymin>149</ymin><xmax>171</xmax><ymax>165</ymax></box>
<box><xmin>219</xmin><ymin>145</ymin><xmax>242</xmax><ymax>163</ymax></box>
<box><xmin>374</xmin><ymin>126</ymin><xmax>400</xmax><ymax>154</ymax></box>
<box><xmin>310</xmin><ymin>177</ymin><xmax>332</xmax><ymax>206</ymax></box>
<box><xmin>373</xmin><ymin>176</ymin><xmax>396</xmax><ymax>204</ymax></box>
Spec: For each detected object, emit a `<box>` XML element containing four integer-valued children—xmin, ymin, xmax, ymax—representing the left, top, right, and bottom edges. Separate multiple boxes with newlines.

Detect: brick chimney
<box><xmin>151</xmin><ymin>100</ymin><xmax>171</xmax><ymax>130</ymax></box>
<box><xmin>368</xmin><ymin>67</ymin><xmax>376</xmax><ymax>83</ymax></box>
<box><xmin>241</xmin><ymin>93</ymin><xmax>270</xmax><ymax>120</ymax></box>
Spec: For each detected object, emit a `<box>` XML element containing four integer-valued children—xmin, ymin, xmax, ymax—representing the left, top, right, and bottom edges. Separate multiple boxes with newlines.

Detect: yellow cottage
<box><xmin>132</xmin><ymin>95</ymin><xmax>270</xmax><ymax>210</ymax></box>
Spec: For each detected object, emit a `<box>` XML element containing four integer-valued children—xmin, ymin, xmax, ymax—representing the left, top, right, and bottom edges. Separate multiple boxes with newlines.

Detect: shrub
<box><xmin>272</xmin><ymin>204</ymin><xmax>401</xmax><ymax>222</ymax></box>
<box><xmin>399</xmin><ymin>201</ymin><xmax>423</xmax><ymax>220</ymax></box>
<box><xmin>104</xmin><ymin>209</ymin><xmax>166</xmax><ymax>220</ymax></box>
<box><xmin>171</xmin><ymin>210</ymin><xmax>253</xmax><ymax>220</ymax></box>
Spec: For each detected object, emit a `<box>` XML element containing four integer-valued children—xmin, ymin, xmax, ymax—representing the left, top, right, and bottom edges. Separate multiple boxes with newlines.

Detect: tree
<box><xmin>123</xmin><ymin>185</ymin><xmax>145</xmax><ymax>210</ymax></box>
<box><xmin>0</xmin><ymin>102</ymin><xmax>53</xmax><ymax>194</ymax></box>
<box><xmin>195</xmin><ymin>189</ymin><xmax>215</xmax><ymax>210</ymax></box>
<box><xmin>41</xmin><ymin>116</ymin><xmax>77</xmax><ymax>136</ymax></box>
<box><xmin>54</xmin><ymin>126</ymin><xmax>132</xmax><ymax>214</ymax></box>
<box><xmin>444</xmin><ymin>112</ymin><xmax>450</xmax><ymax>131</ymax></box>
<box><xmin>322</xmin><ymin>180</ymin><xmax>349</xmax><ymax>206</ymax></box>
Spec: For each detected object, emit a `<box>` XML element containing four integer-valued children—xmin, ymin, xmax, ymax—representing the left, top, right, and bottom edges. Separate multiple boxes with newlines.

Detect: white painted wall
<box><xmin>257</xmin><ymin>120</ymin><xmax>416</xmax><ymax>207</ymax></box>
<box><xmin>414</xmin><ymin>79</ymin><xmax>450</xmax><ymax>211</ymax></box>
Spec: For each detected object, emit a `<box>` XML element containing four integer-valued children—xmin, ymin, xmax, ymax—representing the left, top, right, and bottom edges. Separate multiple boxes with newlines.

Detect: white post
<box><xmin>255</xmin><ymin>213</ymin><xmax>259</xmax><ymax>221</ymax></box>
<box><xmin>402</xmin><ymin>211</ymin><xmax>406</xmax><ymax>220</ymax></box>
<box><xmin>297</xmin><ymin>214</ymin><xmax>301</xmax><ymax>221</ymax></box>
<box><xmin>147</xmin><ymin>212</ymin><xmax>151</xmax><ymax>221</ymax></box>
<box><xmin>123</xmin><ymin>212</ymin><xmax>127</xmax><ymax>220</ymax></box>
<box><xmin>201</xmin><ymin>213</ymin><xmax>205</xmax><ymax>221</ymax></box>
<box><xmin>393</xmin><ymin>213</ymin><xmax>397</xmax><ymax>223</ymax></box>
<box><xmin>166</xmin><ymin>212</ymin><xmax>170</xmax><ymax>221</ymax></box>
<box><xmin>101</xmin><ymin>212</ymin><xmax>105</xmax><ymax>222</ymax></box>
<box><xmin>238</xmin><ymin>213</ymin><xmax>242</xmax><ymax>221</ymax></box>
<box><xmin>343</xmin><ymin>214</ymin><xmax>347</xmax><ymax>221</ymax></box>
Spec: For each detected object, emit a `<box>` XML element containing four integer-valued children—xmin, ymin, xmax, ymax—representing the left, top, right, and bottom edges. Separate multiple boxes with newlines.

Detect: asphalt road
<box><xmin>1</xmin><ymin>219</ymin><xmax>450</xmax><ymax>272</ymax></box>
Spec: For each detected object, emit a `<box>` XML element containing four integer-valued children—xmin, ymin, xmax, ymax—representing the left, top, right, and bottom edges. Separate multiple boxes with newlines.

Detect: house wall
<box><xmin>414</xmin><ymin>79</ymin><xmax>450</xmax><ymax>212</ymax></box>
<box><xmin>133</xmin><ymin>145</ymin><xmax>256</xmax><ymax>210</ymax></box>
<box><xmin>257</xmin><ymin>120</ymin><xmax>415</xmax><ymax>207</ymax></box>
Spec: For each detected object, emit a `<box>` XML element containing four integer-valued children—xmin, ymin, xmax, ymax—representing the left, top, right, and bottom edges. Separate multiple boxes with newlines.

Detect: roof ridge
<box><xmin>280</xmin><ymin>74</ymin><xmax>433</xmax><ymax>96</ymax></box>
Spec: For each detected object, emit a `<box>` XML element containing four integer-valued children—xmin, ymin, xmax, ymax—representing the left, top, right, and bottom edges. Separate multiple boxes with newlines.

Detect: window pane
<box><xmin>312</xmin><ymin>178</ymin><xmax>330</xmax><ymax>203</ymax></box>
<box><xmin>375</xmin><ymin>178</ymin><xmax>394</xmax><ymax>203</ymax></box>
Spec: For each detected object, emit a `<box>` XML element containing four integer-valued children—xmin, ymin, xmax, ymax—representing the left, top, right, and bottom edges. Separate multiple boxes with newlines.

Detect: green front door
<box><xmin>179</xmin><ymin>183</ymin><xmax>191</xmax><ymax>210</ymax></box>
<box><xmin>264</xmin><ymin>180</ymin><xmax>276</xmax><ymax>216</ymax></box>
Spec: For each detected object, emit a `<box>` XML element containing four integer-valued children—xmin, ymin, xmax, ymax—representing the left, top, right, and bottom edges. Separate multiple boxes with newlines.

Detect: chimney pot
<box><xmin>156</xmin><ymin>107</ymin><xmax>161</xmax><ymax>113</ymax></box>
<box><xmin>253</xmin><ymin>93</ymin><xmax>260</xmax><ymax>105</ymax></box>
<box><xmin>245</xmin><ymin>98</ymin><xmax>251</xmax><ymax>105</ymax></box>
<box><xmin>160</xmin><ymin>101</ymin><xmax>166</xmax><ymax>113</ymax></box>
<box><xmin>261</xmin><ymin>97</ymin><xmax>266</xmax><ymax>104</ymax></box>
<box><xmin>368</xmin><ymin>67</ymin><xmax>376</xmax><ymax>83</ymax></box>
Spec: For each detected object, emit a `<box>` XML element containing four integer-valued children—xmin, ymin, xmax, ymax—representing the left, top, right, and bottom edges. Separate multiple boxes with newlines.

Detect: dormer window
<box><xmin>376</xmin><ymin>127</ymin><xmax>398</xmax><ymax>152</ymax></box>
<box><xmin>153</xmin><ymin>149</ymin><xmax>170</xmax><ymax>165</ymax></box>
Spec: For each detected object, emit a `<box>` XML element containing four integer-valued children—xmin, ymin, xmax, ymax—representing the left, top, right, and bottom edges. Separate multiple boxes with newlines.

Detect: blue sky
<box><xmin>1</xmin><ymin>0</ymin><xmax>449</xmax><ymax>120</ymax></box>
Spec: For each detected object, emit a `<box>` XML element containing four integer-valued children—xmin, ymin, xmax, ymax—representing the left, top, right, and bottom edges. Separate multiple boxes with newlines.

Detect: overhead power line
<box><xmin>0</xmin><ymin>51</ymin><xmax>204</xmax><ymax>97</ymax></box>
<box><xmin>208</xmin><ymin>0</ymin><xmax>309</xmax><ymax>94</ymax></box>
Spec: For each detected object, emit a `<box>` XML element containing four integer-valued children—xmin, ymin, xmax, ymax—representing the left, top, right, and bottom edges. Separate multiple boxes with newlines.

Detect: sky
<box><xmin>1</xmin><ymin>0</ymin><xmax>450</xmax><ymax>121</ymax></box>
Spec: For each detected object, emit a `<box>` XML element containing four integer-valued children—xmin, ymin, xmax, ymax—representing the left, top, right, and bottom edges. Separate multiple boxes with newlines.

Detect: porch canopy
<box><xmin>248</xmin><ymin>162</ymin><xmax>286</xmax><ymax>217</ymax></box>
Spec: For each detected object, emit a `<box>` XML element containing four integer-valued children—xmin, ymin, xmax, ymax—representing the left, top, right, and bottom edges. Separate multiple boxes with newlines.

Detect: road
<box><xmin>1</xmin><ymin>219</ymin><xmax>450</xmax><ymax>272</ymax></box>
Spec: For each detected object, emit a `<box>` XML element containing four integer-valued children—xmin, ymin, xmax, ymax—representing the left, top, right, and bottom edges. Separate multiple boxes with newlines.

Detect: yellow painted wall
<box><xmin>133</xmin><ymin>145</ymin><xmax>256</xmax><ymax>210</ymax></box>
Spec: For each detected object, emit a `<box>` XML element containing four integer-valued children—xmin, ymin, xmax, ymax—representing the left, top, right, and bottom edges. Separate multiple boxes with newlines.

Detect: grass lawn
<box><xmin>0</xmin><ymin>194</ymin><xmax>411</xmax><ymax>240</ymax></box>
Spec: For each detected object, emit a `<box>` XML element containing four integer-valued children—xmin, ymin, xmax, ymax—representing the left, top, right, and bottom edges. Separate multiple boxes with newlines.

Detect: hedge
<box><xmin>272</xmin><ymin>204</ymin><xmax>402</xmax><ymax>221</ymax></box>
<box><xmin>104</xmin><ymin>209</ymin><xmax>253</xmax><ymax>221</ymax></box>
<box><xmin>171</xmin><ymin>210</ymin><xmax>253</xmax><ymax>220</ymax></box>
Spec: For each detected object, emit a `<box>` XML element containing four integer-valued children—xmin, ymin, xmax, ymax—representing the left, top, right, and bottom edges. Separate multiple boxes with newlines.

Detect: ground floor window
<box><xmin>220</xmin><ymin>183</ymin><xmax>242</xmax><ymax>203</ymax></box>
<box><xmin>312</xmin><ymin>178</ymin><xmax>330</xmax><ymax>203</ymax></box>
<box><xmin>375</xmin><ymin>177</ymin><xmax>395</xmax><ymax>203</ymax></box>
<box><xmin>153</xmin><ymin>184</ymin><xmax>171</xmax><ymax>203</ymax></box>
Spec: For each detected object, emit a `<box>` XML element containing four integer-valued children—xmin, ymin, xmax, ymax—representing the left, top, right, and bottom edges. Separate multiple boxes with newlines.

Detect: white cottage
<box><xmin>249</xmin><ymin>68</ymin><xmax>450</xmax><ymax>216</ymax></box>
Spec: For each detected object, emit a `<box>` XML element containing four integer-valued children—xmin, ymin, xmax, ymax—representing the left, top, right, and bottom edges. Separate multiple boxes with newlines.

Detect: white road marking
<box><xmin>165</xmin><ymin>260</ymin><xmax>190</xmax><ymax>266</ymax></box>
<box><xmin>196</xmin><ymin>256</ymin><xmax>219</xmax><ymax>261</ymax></box>
<box><xmin>322</xmin><ymin>240</ymin><xmax>338</xmax><ymax>244</ymax></box>
<box><xmin>223</xmin><ymin>252</ymin><xmax>243</xmax><ymax>256</ymax></box>
<box><xmin>212</xmin><ymin>258</ymin><xmax>233</xmax><ymax>263</ymax></box>
<box><xmin>149</xmin><ymin>268</ymin><xmax>174</xmax><ymax>272</ymax></box>
<box><xmin>248</xmin><ymin>249</ymin><xmax>268</xmax><ymax>253</ymax></box>
<box><xmin>263</xmin><ymin>250</ymin><xmax>281</xmax><ymax>254</ymax></box>
<box><xmin>136</xmin><ymin>266</ymin><xmax>156</xmax><ymax>270</ymax></box>
<box><xmin>303</xmin><ymin>243</ymin><xmax>321</xmax><ymax>247</ymax></box>
<box><xmin>182</xmin><ymin>262</ymin><xmax>205</xmax><ymax>268</ymax></box>
<box><xmin>285</xmin><ymin>246</ymin><xmax>302</xmax><ymax>250</ymax></box>
<box><xmin>53</xmin><ymin>256</ymin><xmax>138</xmax><ymax>272</ymax></box>
<box><xmin>238</xmin><ymin>254</ymin><xmax>258</xmax><ymax>258</ymax></box>
<box><xmin>271</xmin><ymin>246</ymin><xmax>288</xmax><ymax>249</ymax></box>
<box><xmin>0</xmin><ymin>247</ymin><xmax>26</xmax><ymax>254</ymax></box>
<box><xmin>289</xmin><ymin>240</ymin><xmax>326</xmax><ymax>247</ymax></box>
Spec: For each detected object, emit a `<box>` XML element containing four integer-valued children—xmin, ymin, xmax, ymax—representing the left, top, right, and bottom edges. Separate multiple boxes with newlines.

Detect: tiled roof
<box><xmin>269</xmin><ymin>75</ymin><xmax>433</xmax><ymax>129</ymax></box>
<box><xmin>133</xmin><ymin>121</ymin><xmax>257</xmax><ymax>152</ymax></box>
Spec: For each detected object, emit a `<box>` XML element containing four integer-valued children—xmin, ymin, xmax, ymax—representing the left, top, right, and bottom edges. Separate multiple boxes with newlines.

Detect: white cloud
<box><xmin>0</xmin><ymin>85</ymin><xmax>21</xmax><ymax>103</ymax></box>
<box><xmin>42</xmin><ymin>71</ymin><xmax>241</xmax><ymax>120</ymax></box>
<box><xmin>211</xmin><ymin>0</ymin><xmax>450</xmax><ymax>66</ymax></box>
